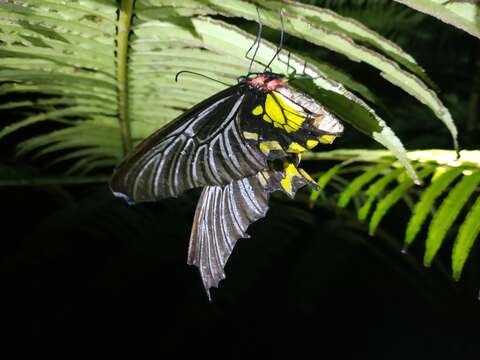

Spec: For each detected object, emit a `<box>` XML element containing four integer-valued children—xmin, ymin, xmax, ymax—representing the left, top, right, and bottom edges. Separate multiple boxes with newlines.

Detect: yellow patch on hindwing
<box><xmin>299</xmin><ymin>168</ymin><xmax>315</xmax><ymax>184</ymax></box>
<box><xmin>280</xmin><ymin>163</ymin><xmax>299</xmax><ymax>196</ymax></box>
<box><xmin>252</xmin><ymin>105</ymin><xmax>263</xmax><ymax>116</ymax></box>
<box><xmin>279</xmin><ymin>162</ymin><xmax>319</xmax><ymax>197</ymax></box>
<box><xmin>287</xmin><ymin>142</ymin><xmax>307</xmax><ymax>153</ymax></box>
<box><xmin>259</xmin><ymin>140</ymin><xmax>282</xmax><ymax>155</ymax></box>
<box><xmin>265</xmin><ymin>94</ymin><xmax>285</xmax><ymax>125</ymax></box>
<box><xmin>318</xmin><ymin>135</ymin><xmax>336</xmax><ymax>144</ymax></box>
<box><xmin>306</xmin><ymin>139</ymin><xmax>319</xmax><ymax>149</ymax></box>
<box><xmin>243</xmin><ymin>131</ymin><xmax>259</xmax><ymax>140</ymax></box>
<box><xmin>263</xmin><ymin>93</ymin><xmax>306</xmax><ymax>133</ymax></box>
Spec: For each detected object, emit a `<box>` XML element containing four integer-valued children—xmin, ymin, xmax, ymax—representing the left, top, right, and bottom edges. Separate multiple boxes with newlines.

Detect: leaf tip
<box><xmin>423</xmin><ymin>258</ymin><xmax>432</xmax><ymax>268</ymax></box>
<box><xmin>337</xmin><ymin>198</ymin><xmax>347</xmax><ymax>208</ymax></box>
<box><xmin>414</xmin><ymin>178</ymin><xmax>423</xmax><ymax>186</ymax></box>
<box><xmin>368</xmin><ymin>225</ymin><xmax>376</xmax><ymax>236</ymax></box>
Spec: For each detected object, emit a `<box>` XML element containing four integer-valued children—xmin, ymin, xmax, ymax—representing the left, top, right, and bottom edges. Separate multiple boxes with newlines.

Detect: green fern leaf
<box><xmin>0</xmin><ymin>0</ymin><xmax>452</xmax><ymax>183</ymax></box>
<box><xmin>452</xmin><ymin>194</ymin><xmax>480</xmax><ymax>281</ymax></box>
<box><xmin>207</xmin><ymin>0</ymin><xmax>458</xmax><ymax>153</ymax></box>
<box><xmin>338</xmin><ymin>162</ymin><xmax>392</xmax><ymax>208</ymax></box>
<box><xmin>369</xmin><ymin>166</ymin><xmax>435</xmax><ymax>235</ymax></box>
<box><xmin>405</xmin><ymin>167</ymin><xmax>464</xmax><ymax>247</ymax></box>
<box><xmin>309</xmin><ymin>162</ymin><xmax>346</xmax><ymax>205</ymax></box>
<box><xmin>358</xmin><ymin>167</ymin><xmax>405</xmax><ymax>221</ymax></box>
<box><xmin>424</xmin><ymin>171</ymin><xmax>480</xmax><ymax>267</ymax></box>
<box><xmin>270</xmin><ymin>0</ymin><xmax>433</xmax><ymax>86</ymax></box>
<box><xmin>393</xmin><ymin>0</ymin><xmax>480</xmax><ymax>39</ymax></box>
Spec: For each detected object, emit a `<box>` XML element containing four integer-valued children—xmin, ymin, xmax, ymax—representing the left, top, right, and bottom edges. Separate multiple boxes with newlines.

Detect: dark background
<box><xmin>1</xmin><ymin>0</ymin><xmax>480</xmax><ymax>357</ymax></box>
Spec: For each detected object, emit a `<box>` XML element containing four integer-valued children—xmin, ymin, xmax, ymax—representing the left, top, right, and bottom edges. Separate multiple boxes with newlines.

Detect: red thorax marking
<box><xmin>248</xmin><ymin>76</ymin><xmax>285</xmax><ymax>91</ymax></box>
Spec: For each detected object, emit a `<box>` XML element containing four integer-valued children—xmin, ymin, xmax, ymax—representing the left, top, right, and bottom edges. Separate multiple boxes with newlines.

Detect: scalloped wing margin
<box><xmin>187</xmin><ymin>166</ymin><xmax>314</xmax><ymax>300</ymax></box>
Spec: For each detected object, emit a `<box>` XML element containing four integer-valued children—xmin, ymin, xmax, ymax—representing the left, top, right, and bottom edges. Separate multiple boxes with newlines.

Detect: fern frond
<box><xmin>405</xmin><ymin>167</ymin><xmax>464</xmax><ymax>247</ymax></box>
<box><xmin>306</xmin><ymin>149</ymin><xmax>480</xmax><ymax>280</ymax></box>
<box><xmin>0</xmin><ymin>0</ymin><xmax>458</xmax><ymax>182</ymax></box>
<box><xmin>424</xmin><ymin>170</ymin><xmax>480</xmax><ymax>267</ymax></box>
<box><xmin>358</xmin><ymin>167</ymin><xmax>405</xmax><ymax>221</ymax></box>
<box><xmin>393</xmin><ymin>0</ymin><xmax>480</xmax><ymax>39</ymax></box>
<box><xmin>452</xmin><ymin>195</ymin><xmax>480</xmax><ymax>281</ymax></box>
<box><xmin>337</xmin><ymin>162</ymin><xmax>392</xmax><ymax>208</ymax></box>
<box><xmin>369</xmin><ymin>166</ymin><xmax>435</xmax><ymax>236</ymax></box>
<box><xmin>309</xmin><ymin>162</ymin><xmax>345</xmax><ymax>205</ymax></box>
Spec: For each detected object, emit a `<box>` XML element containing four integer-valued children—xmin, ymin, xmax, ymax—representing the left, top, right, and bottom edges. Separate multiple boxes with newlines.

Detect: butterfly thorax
<box><xmin>245</xmin><ymin>73</ymin><xmax>285</xmax><ymax>92</ymax></box>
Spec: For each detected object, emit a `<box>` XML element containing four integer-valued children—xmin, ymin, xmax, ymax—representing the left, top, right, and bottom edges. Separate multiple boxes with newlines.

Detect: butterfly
<box><xmin>110</xmin><ymin>13</ymin><xmax>344</xmax><ymax>300</ymax></box>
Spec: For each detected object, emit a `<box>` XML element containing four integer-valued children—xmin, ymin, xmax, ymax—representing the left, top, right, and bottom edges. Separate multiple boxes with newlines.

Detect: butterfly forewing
<box><xmin>111</xmin><ymin>85</ymin><xmax>266</xmax><ymax>203</ymax></box>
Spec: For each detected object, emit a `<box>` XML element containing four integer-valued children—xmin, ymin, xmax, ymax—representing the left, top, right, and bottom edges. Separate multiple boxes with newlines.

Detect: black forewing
<box><xmin>111</xmin><ymin>85</ymin><xmax>266</xmax><ymax>203</ymax></box>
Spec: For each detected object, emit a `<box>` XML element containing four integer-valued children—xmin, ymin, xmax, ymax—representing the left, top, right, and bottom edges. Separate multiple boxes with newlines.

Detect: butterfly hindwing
<box><xmin>187</xmin><ymin>161</ymin><xmax>318</xmax><ymax>299</ymax></box>
<box><xmin>111</xmin><ymin>85</ymin><xmax>266</xmax><ymax>203</ymax></box>
<box><xmin>187</xmin><ymin>171</ymin><xmax>272</xmax><ymax>299</ymax></box>
<box><xmin>239</xmin><ymin>87</ymin><xmax>343</xmax><ymax>161</ymax></box>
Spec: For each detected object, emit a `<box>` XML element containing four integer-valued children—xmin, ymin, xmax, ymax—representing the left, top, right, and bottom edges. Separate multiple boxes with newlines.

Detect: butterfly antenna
<box><xmin>246</xmin><ymin>7</ymin><xmax>268</xmax><ymax>74</ymax></box>
<box><xmin>287</xmin><ymin>51</ymin><xmax>293</xmax><ymax>73</ymax></box>
<box><xmin>265</xmin><ymin>9</ymin><xmax>285</xmax><ymax>71</ymax></box>
<box><xmin>175</xmin><ymin>70</ymin><xmax>232</xmax><ymax>86</ymax></box>
<box><xmin>285</xmin><ymin>59</ymin><xmax>316</xmax><ymax>83</ymax></box>
<box><xmin>278</xmin><ymin>50</ymin><xmax>296</xmax><ymax>77</ymax></box>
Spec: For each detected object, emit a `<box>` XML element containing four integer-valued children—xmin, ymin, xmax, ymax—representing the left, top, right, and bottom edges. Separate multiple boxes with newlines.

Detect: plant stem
<box><xmin>117</xmin><ymin>0</ymin><xmax>135</xmax><ymax>155</ymax></box>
